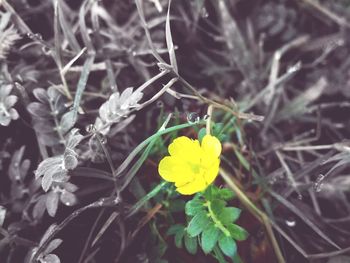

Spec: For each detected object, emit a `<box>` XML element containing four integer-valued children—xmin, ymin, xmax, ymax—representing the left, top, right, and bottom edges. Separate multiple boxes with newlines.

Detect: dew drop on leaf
<box><xmin>85</xmin><ymin>124</ymin><xmax>96</xmax><ymax>133</ymax></box>
<box><xmin>187</xmin><ymin>112</ymin><xmax>200</xmax><ymax>124</ymax></box>
<box><xmin>314</xmin><ymin>174</ymin><xmax>325</xmax><ymax>193</ymax></box>
<box><xmin>285</xmin><ymin>217</ymin><xmax>296</xmax><ymax>227</ymax></box>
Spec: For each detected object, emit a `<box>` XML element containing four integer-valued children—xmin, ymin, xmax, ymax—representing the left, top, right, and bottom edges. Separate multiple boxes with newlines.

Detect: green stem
<box><xmin>206</xmin><ymin>200</ymin><xmax>230</xmax><ymax>237</ymax></box>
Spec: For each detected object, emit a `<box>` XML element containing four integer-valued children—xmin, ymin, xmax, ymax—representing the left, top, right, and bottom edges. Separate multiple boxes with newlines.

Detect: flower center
<box><xmin>188</xmin><ymin>161</ymin><xmax>201</xmax><ymax>174</ymax></box>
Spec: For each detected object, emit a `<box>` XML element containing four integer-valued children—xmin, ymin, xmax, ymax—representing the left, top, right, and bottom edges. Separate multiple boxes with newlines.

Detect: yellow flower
<box><xmin>158</xmin><ymin>134</ymin><xmax>222</xmax><ymax>195</ymax></box>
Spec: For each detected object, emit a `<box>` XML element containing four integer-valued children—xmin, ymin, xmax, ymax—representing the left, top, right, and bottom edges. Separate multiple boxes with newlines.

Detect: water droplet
<box><xmin>132</xmin><ymin>51</ymin><xmax>137</xmax><ymax>56</ymax></box>
<box><xmin>86</xmin><ymin>124</ymin><xmax>96</xmax><ymax>133</ymax></box>
<box><xmin>156</xmin><ymin>101</ymin><xmax>164</xmax><ymax>108</ymax></box>
<box><xmin>200</xmin><ymin>7</ymin><xmax>209</xmax><ymax>18</ymax></box>
<box><xmin>203</xmin><ymin>114</ymin><xmax>210</xmax><ymax>120</ymax></box>
<box><xmin>187</xmin><ymin>112</ymin><xmax>200</xmax><ymax>124</ymax></box>
<box><xmin>42</xmin><ymin>46</ymin><xmax>51</xmax><ymax>55</ymax></box>
<box><xmin>98</xmin><ymin>134</ymin><xmax>107</xmax><ymax>144</ymax></box>
<box><xmin>314</xmin><ymin>174</ymin><xmax>325</xmax><ymax>192</ymax></box>
<box><xmin>286</xmin><ymin>218</ymin><xmax>296</xmax><ymax>227</ymax></box>
<box><xmin>27</xmin><ymin>32</ymin><xmax>43</xmax><ymax>41</ymax></box>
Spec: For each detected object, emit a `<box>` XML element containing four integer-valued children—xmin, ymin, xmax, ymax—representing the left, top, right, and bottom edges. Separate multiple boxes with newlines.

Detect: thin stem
<box><xmin>206</xmin><ymin>200</ymin><xmax>230</xmax><ymax>236</ymax></box>
<box><xmin>220</xmin><ymin>168</ymin><xmax>286</xmax><ymax>263</ymax></box>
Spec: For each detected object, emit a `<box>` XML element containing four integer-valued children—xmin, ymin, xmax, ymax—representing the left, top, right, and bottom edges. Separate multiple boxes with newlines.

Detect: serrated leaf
<box><xmin>42</xmin><ymin>172</ymin><xmax>54</xmax><ymax>192</ymax></box>
<box><xmin>227</xmin><ymin>224</ymin><xmax>248</xmax><ymax>241</ymax></box>
<box><xmin>185</xmin><ymin>198</ymin><xmax>205</xmax><ymax>216</ymax></box>
<box><xmin>187</xmin><ymin>211</ymin><xmax>210</xmax><ymax>237</ymax></box>
<box><xmin>63</xmin><ymin>154</ymin><xmax>78</xmax><ymax>170</ymax></box>
<box><xmin>219</xmin><ymin>207</ymin><xmax>241</xmax><ymax>224</ymax></box>
<box><xmin>211</xmin><ymin>199</ymin><xmax>226</xmax><ymax>216</ymax></box>
<box><xmin>217</xmin><ymin>188</ymin><xmax>235</xmax><ymax>200</ymax></box>
<box><xmin>218</xmin><ymin>235</ymin><xmax>237</xmax><ymax>258</ymax></box>
<box><xmin>184</xmin><ymin>233</ymin><xmax>197</xmax><ymax>255</ymax></box>
<box><xmin>201</xmin><ymin>224</ymin><xmax>220</xmax><ymax>254</ymax></box>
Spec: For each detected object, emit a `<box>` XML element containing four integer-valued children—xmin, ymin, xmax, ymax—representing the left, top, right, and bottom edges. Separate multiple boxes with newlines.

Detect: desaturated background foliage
<box><xmin>1</xmin><ymin>0</ymin><xmax>350</xmax><ymax>262</ymax></box>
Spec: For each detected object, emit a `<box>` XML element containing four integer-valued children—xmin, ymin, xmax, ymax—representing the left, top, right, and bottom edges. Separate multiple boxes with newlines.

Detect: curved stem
<box><xmin>206</xmin><ymin>200</ymin><xmax>230</xmax><ymax>237</ymax></box>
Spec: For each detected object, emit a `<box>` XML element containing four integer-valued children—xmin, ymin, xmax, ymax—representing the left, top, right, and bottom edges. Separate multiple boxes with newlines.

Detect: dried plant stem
<box><xmin>206</xmin><ymin>105</ymin><xmax>213</xmax><ymax>135</ymax></box>
<box><xmin>220</xmin><ymin>168</ymin><xmax>286</xmax><ymax>263</ymax></box>
<box><xmin>165</xmin><ymin>67</ymin><xmax>264</xmax><ymax>122</ymax></box>
<box><xmin>31</xmin><ymin>197</ymin><xmax>121</xmax><ymax>262</ymax></box>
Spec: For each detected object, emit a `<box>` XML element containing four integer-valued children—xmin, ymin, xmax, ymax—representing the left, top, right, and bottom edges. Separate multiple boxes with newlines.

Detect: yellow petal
<box><xmin>176</xmin><ymin>176</ymin><xmax>207</xmax><ymax>195</ymax></box>
<box><xmin>168</xmin><ymin>136</ymin><xmax>201</xmax><ymax>162</ymax></box>
<box><xmin>158</xmin><ymin>156</ymin><xmax>193</xmax><ymax>184</ymax></box>
<box><xmin>203</xmin><ymin>158</ymin><xmax>220</xmax><ymax>185</ymax></box>
<box><xmin>201</xmin><ymin>135</ymin><xmax>221</xmax><ymax>157</ymax></box>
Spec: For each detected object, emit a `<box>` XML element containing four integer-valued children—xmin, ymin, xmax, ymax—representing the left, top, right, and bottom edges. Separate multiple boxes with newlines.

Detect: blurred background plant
<box><xmin>1</xmin><ymin>0</ymin><xmax>350</xmax><ymax>262</ymax></box>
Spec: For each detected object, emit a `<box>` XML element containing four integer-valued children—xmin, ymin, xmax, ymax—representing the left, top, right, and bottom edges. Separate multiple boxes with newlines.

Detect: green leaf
<box><xmin>187</xmin><ymin>211</ymin><xmax>210</xmax><ymax>237</ymax></box>
<box><xmin>217</xmin><ymin>188</ymin><xmax>235</xmax><ymax>200</ymax></box>
<box><xmin>211</xmin><ymin>199</ymin><xmax>226</xmax><ymax>216</ymax></box>
<box><xmin>184</xmin><ymin>233</ymin><xmax>198</xmax><ymax>254</ymax></box>
<box><xmin>201</xmin><ymin>224</ymin><xmax>220</xmax><ymax>254</ymax></box>
<box><xmin>175</xmin><ymin>229</ymin><xmax>185</xmax><ymax>248</ymax></box>
<box><xmin>198</xmin><ymin>128</ymin><xmax>206</xmax><ymax>143</ymax></box>
<box><xmin>218</xmin><ymin>235</ymin><xmax>237</xmax><ymax>258</ymax></box>
<box><xmin>185</xmin><ymin>197</ymin><xmax>205</xmax><ymax>216</ymax></box>
<box><xmin>167</xmin><ymin>224</ymin><xmax>185</xmax><ymax>236</ymax></box>
<box><xmin>219</xmin><ymin>207</ymin><xmax>241</xmax><ymax>224</ymax></box>
<box><xmin>227</xmin><ymin>224</ymin><xmax>248</xmax><ymax>241</ymax></box>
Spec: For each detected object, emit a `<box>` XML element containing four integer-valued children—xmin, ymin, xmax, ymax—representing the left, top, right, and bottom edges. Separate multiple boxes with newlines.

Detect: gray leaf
<box><xmin>33</xmin><ymin>195</ymin><xmax>47</xmax><ymax>220</ymax></box>
<box><xmin>63</xmin><ymin>154</ymin><xmax>78</xmax><ymax>170</ymax></box>
<box><xmin>46</xmin><ymin>191</ymin><xmax>59</xmax><ymax>217</ymax></box>
<box><xmin>63</xmin><ymin>182</ymin><xmax>79</xmax><ymax>193</ymax></box>
<box><xmin>45</xmin><ymin>239</ymin><xmax>62</xmax><ymax>254</ymax></box>
<box><xmin>42</xmin><ymin>172</ymin><xmax>54</xmax><ymax>192</ymax></box>
<box><xmin>60</xmin><ymin>191</ymin><xmax>77</xmax><ymax>206</ymax></box>
<box><xmin>40</xmin><ymin>224</ymin><xmax>58</xmax><ymax>246</ymax></box>
<box><xmin>60</xmin><ymin>111</ymin><xmax>76</xmax><ymax>134</ymax></box>
<box><xmin>0</xmin><ymin>115</ymin><xmax>10</xmax><ymax>126</ymax></box>
<box><xmin>33</xmin><ymin>88</ymin><xmax>49</xmax><ymax>103</ymax></box>
<box><xmin>9</xmin><ymin>108</ymin><xmax>19</xmax><ymax>120</ymax></box>
<box><xmin>0</xmin><ymin>206</ymin><xmax>6</xmax><ymax>226</ymax></box>
<box><xmin>0</xmin><ymin>85</ymin><xmax>12</xmax><ymax>97</ymax></box>
<box><xmin>27</xmin><ymin>102</ymin><xmax>51</xmax><ymax>118</ymax></box>
<box><xmin>35</xmin><ymin>156</ymin><xmax>62</xmax><ymax>179</ymax></box>
<box><xmin>42</xmin><ymin>254</ymin><xmax>60</xmax><ymax>263</ymax></box>
<box><xmin>33</xmin><ymin>121</ymin><xmax>55</xmax><ymax>133</ymax></box>
<box><xmin>4</xmin><ymin>95</ymin><xmax>18</xmax><ymax>108</ymax></box>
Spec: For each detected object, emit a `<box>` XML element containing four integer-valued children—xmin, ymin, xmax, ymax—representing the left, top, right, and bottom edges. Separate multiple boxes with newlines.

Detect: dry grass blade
<box><xmin>165</xmin><ymin>0</ymin><xmax>178</xmax><ymax>74</ymax></box>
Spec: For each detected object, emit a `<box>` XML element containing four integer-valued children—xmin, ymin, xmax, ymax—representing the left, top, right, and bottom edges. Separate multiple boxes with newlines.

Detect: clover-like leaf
<box><xmin>187</xmin><ymin>210</ymin><xmax>210</xmax><ymax>237</ymax></box>
<box><xmin>201</xmin><ymin>224</ymin><xmax>220</xmax><ymax>254</ymax></box>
